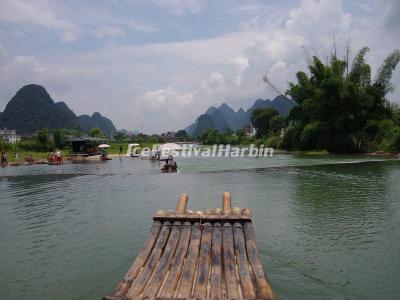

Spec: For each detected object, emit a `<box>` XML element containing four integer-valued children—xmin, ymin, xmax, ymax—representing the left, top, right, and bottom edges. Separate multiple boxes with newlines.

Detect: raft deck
<box><xmin>105</xmin><ymin>192</ymin><xmax>275</xmax><ymax>300</ymax></box>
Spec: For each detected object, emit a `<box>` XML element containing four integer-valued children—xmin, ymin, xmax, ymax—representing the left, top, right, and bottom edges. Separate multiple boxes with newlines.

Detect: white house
<box><xmin>0</xmin><ymin>128</ymin><xmax>21</xmax><ymax>144</ymax></box>
<box><xmin>243</xmin><ymin>123</ymin><xmax>256</xmax><ymax>137</ymax></box>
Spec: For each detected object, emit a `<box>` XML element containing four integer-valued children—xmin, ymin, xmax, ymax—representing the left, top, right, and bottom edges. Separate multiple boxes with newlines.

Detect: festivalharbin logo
<box><xmin>131</xmin><ymin>144</ymin><xmax>274</xmax><ymax>158</ymax></box>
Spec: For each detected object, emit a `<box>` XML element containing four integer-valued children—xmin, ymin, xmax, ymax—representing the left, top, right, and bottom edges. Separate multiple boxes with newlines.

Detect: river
<box><xmin>1</xmin><ymin>154</ymin><xmax>399</xmax><ymax>299</ymax></box>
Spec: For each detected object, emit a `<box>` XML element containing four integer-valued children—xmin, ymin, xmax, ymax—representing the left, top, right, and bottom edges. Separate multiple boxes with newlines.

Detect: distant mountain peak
<box><xmin>186</xmin><ymin>95</ymin><xmax>294</xmax><ymax>136</ymax></box>
<box><xmin>1</xmin><ymin>84</ymin><xmax>116</xmax><ymax>136</ymax></box>
<box><xmin>205</xmin><ymin>106</ymin><xmax>217</xmax><ymax>115</ymax></box>
<box><xmin>219</xmin><ymin>102</ymin><xmax>231</xmax><ymax>109</ymax></box>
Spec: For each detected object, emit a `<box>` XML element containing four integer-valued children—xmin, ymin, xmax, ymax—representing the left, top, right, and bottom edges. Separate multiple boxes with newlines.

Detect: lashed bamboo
<box><xmin>233</xmin><ymin>222</ymin><xmax>257</xmax><ymax>300</ymax></box>
<box><xmin>143</xmin><ymin>221</ymin><xmax>182</xmax><ymax>298</ymax></box>
<box><xmin>106</xmin><ymin>192</ymin><xmax>275</xmax><ymax>300</ymax></box>
<box><xmin>127</xmin><ymin>221</ymin><xmax>172</xmax><ymax>297</ymax></box>
<box><xmin>176</xmin><ymin>222</ymin><xmax>201</xmax><ymax>298</ymax></box>
<box><xmin>112</xmin><ymin>221</ymin><xmax>162</xmax><ymax>296</ymax></box>
<box><xmin>193</xmin><ymin>222</ymin><xmax>212</xmax><ymax>299</ymax></box>
<box><xmin>159</xmin><ymin>221</ymin><xmax>192</xmax><ymax>298</ymax></box>
<box><xmin>244</xmin><ymin>222</ymin><xmax>275</xmax><ymax>300</ymax></box>
<box><xmin>209</xmin><ymin>222</ymin><xmax>223</xmax><ymax>300</ymax></box>
<box><xmin>222</xmin><ymin>222</ymin><xmax>239</xmax><ymax>299</ymax></box>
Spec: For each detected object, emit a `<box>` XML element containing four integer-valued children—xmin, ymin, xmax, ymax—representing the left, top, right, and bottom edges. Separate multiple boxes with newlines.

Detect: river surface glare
<box><xmin>1</xmin><ymin>154</ymin><xmax>399</xmax><ymax>299</ymax></box>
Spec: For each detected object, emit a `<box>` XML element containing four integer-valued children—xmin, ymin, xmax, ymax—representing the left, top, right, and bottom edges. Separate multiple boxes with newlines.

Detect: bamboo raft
<box><xmin>104</xmin><ymin>192</ymin><xmax>275</xmax><ymax>300</ymax></box>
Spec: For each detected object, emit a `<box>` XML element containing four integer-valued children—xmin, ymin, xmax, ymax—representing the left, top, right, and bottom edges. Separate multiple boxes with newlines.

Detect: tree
<box><xmin>53</xmin><ymin>129</ymin><xmax>64</xmax><ymax>148</ymax></box>
<box><xmin>284</xmin><ymin>46</ymin><xmax>400</xmax><ymax>152</ymax></box>
<box><xmin>175</xmin><ymin>130</ymin><xmax>189</xmax><ymax>141</ymax></box>
<box><xmin>250</xmin><ymin>108</ymin><xmax>279</xmax><ymax>138</ymax></box>
<box><xmin>269</xmin><ymin>115</ymin><xmax>287</xmax><ymax>135</ymax></box>
<box><xmin>236</xmin><ymin>128</ymin><xmax>246</xmax><ymax>144</ymax></box>
<box><xmin>37</xmin><ymin>129</ymin><xmax>48</xmax><ymax>145</ymax></box>
<box><xmin>90</xmin><ymin>127</ymin><xmax>105</xmax><ymax>138</ymax></box>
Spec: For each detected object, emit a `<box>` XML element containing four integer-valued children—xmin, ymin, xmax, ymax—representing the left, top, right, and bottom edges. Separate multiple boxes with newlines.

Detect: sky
<box><xmin>0</xmin><ymin>0</ymin><xmax>399</xmax><ymax>133</ymax></box>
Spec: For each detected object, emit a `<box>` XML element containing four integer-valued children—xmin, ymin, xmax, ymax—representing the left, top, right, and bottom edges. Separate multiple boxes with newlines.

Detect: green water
<box><xmin>1</xmin><ymin>154</ymin><xmax>399</xmax><ymax>299</ymax></box>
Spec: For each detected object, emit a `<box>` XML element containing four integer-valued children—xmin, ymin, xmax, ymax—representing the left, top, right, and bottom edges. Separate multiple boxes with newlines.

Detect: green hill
<box><xmin>0</xmin><ymin>84</ymin><xmax>116</xmax><ymax>136</ymax></box>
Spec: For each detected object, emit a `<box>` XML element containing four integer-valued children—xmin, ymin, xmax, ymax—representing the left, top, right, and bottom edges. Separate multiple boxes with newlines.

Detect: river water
<box><xmin>1</xmin><ymin>154</ymin><xmax>399</xmax><ymax>299</ymax></box>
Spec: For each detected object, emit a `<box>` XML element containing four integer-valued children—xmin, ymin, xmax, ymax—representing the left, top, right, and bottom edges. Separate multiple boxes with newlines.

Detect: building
<box><xmin>243</xmin><ymin>123</ymin><xmax>256</xmax><ymax>137</ymax></box>
<box><xmin>65</xmin><ymin>136</ymin><xmax>107</xmax><ymax>156</ymax></box>
<box><xmin>0</xmin><ymin>128</ymin><xmax>21</xmax><ymax>144</ymax></box>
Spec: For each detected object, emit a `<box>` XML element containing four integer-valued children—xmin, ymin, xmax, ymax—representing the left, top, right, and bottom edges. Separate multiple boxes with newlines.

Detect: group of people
<box><xmin>48</xmin><ymin>149</ymin><xmax>63</xmax><ymax>164</ymax></box>
<box><xmin>1</xmin><ymin>151</ymin><xmax>8</xmax><ymax>167</ymax></box>
<box><xmin>161</xmin><ymin>155</ymin><xmax>178</xmax><ymax>173</ymax></box>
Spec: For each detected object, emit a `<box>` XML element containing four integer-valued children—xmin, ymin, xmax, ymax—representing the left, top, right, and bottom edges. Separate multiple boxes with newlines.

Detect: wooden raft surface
<box><xmin>105</xmin><ymin>192</ymin><xmax>275</xmax><ymax>300</ymax></box>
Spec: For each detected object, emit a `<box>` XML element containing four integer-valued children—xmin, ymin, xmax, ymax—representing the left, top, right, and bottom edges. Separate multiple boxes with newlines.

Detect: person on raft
<box><xmin>26</xmin><ymin>154</ymin><xmax>34</xmax><ymax>164</ymax></box>
<box><xmin>100</xmin><ymin>148</ymin><xmax>108</xmax><ymax>160</ymax></box>
<box><xmin>55</xmin><ymin>149</ymin><xmax>62</xmax><ymax>164</ymax></box>
<box><xmin>161</xmin><ymin>155</ymin><xmax>178</xmax><ymax>173</ymax></box>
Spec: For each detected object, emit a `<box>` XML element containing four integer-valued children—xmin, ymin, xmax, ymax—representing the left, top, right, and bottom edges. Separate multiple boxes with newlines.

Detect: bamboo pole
<box><xmin>143</xmin><ymin>221</ymin><xmax>182</xmax><ymax>298</ymax></box>
<box><xmin>244</xmin><ymin>222</ymin><xmax>275</xmax><ymax>300</ymax></box>
<box><xmin>159</xmin><ymin>221</ymin><xmax>192</xmax><ymax>298</ymax></box>
<box><xmin>127</xmin><ymin>221</ymin><xmax>172</xmax><ymax>297</ymax></box>
<box><xmin>232</xmin><ymin>207</ymin><xmax>241</xmax><ymax>215</ymax></box>
<box><xmin>210</xmin><ymin>222</ymin><xmax>223</xmax><ymax>300</ymax></box>
<box><xmin>193</xmin><ymin>222</ymin><xmax>212</xmax><ymax>299</ymax></box>
<box><xmin>222</xmin><ymin>222</ymin><xmax>239</xmax><ymax>299</ymax></box>
<box><xmin>176</xmin><ymin>193</ymin><xmax>188</xmax><ymax>214</ymax></box>
<box><xmin>233</xmin><ymin>222</ymin><xmax>257</xmax><ymax>299</ymax></box>
<box><xmin>222</xmin><ymin>192</ymin><xmax>232</xmax><ymax>215</ymax></box>
<box><xmin>112</xmin><ymin>221</ymin><xmax>162</xmax><ymax>296</ymax></box>
<box><xmin>176</xmin><ymin>222</ymin><xmax>201</xmax><ymax>298</ymax></box>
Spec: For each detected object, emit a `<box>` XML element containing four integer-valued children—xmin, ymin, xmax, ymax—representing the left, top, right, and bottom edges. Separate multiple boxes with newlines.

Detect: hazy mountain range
<box><xmin>0</xmin><ymin>84</ymin><xmax>116</xmax><ymax>136</ymax></box>
<box><xmin>186</xmin><ymin>95</ymin><xmax>293</xmax><ymax>136</ymax></box>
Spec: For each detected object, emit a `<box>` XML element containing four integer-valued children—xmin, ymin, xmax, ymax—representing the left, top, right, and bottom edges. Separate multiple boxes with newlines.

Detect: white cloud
<box><xmin>149</xmin><ymin>0</ymin><xmax>203</xmax><ymax>14</ymax></box>
<box><xmin>126</xmin><ymin>18</ymin><xmax>157</xmax><ymax>33</ymax></box>
<box><xmin>0</xmin><ymin>0</ymin><xmax>79</xmax><ymax>42</ymax></box>
<box><xmin>208</xmin><ymin>72</ymin><xmax>225</xmax><ymax>87</ymax></box>
<box><xmin>95</xmin><ymin>25</ymin><xmax>125</xmax><ymax>39</ymax></box>
<box><xmin>0</xmin><ymin>0</ymin><xmax>399</xmax><ymax>132</ymax></box>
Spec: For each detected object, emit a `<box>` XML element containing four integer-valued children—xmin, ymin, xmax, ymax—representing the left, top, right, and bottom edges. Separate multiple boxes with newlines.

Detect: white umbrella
<box><xmin>98</xmin><ymin>144</ymin><xmax>110</xmax><ymax>148</ymax></box>
<box><xmin>159</xmin><ymin>143</ymin><xmax>182</xmax><ymax>151</ymax></box>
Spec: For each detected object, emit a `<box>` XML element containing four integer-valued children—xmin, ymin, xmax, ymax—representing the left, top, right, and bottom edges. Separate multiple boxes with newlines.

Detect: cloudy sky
<box><xmin>0</xmin><ymin>0</ymin><xmax>399</xmax><ymax>133</ymax></box>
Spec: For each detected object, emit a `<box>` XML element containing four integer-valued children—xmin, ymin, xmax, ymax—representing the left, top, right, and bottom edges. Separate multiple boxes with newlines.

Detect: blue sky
<box><xmin>0</xmin><ymin>0</ymin><xmax>399</xmax><ymax>132</ymax></box>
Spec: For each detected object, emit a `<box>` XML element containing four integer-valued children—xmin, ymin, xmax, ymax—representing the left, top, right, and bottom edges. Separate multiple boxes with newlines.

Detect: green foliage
<box><xmin>53</xmin><ymin>129</ymin><xmax>64</xmax><ymax>148</ymax></box>
<box><xmin>391</xmin><ymin>129</ymin><xmax>400</xmax><ymax>152</ymax></box>
<box><xmin>250</xmin><ymin>108</ymin><xmax>279</xmax><ymax>138</ymax></box>
<box><xmin>199</xmin><ymin>128</ymin><xmax>253</xmax><ymax>145</ymax></box>
<box><xmin>90</xmin><ymin>127</ymin><xmax>105</xmax><ymax>138</ymax></box>
<box><xmin>236</xmin><ymin>128</ymin><xmax>246</xmax><ymax>144</ymax></box>
<box><xmin>285</xmin><ymin>46</ymin><xmax>400</xmax><ymax>153</ymax></box>
<box><xmin>374</xmin><ymin>49</ymin><xmax>400</xmax><ymax>95</ymax></box>
<box><xmin>175</xmin><ymin>130</ymin><xmax>189</xmax><ymax>141</ymax></box>
<box><xmin>266</xmin><ymin>136</ymin><xmax>283</xmax><ymax>148</ymax></box>
<box><xmin>269</xmin><ymin>115</ymin><xmax>287</xmax><ymax>135</ymax></box>
<box><xmin>37</xmin><ymin>129</ymin><xmax>49</xmax><ymax>145</ymax></box>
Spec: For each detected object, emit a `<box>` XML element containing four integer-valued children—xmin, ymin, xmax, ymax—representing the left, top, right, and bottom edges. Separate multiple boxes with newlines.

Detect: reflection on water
<box><xmin>1</xmin><ymin>155</ymin><xmax>400</xmax><ymax>299</ymax></box>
